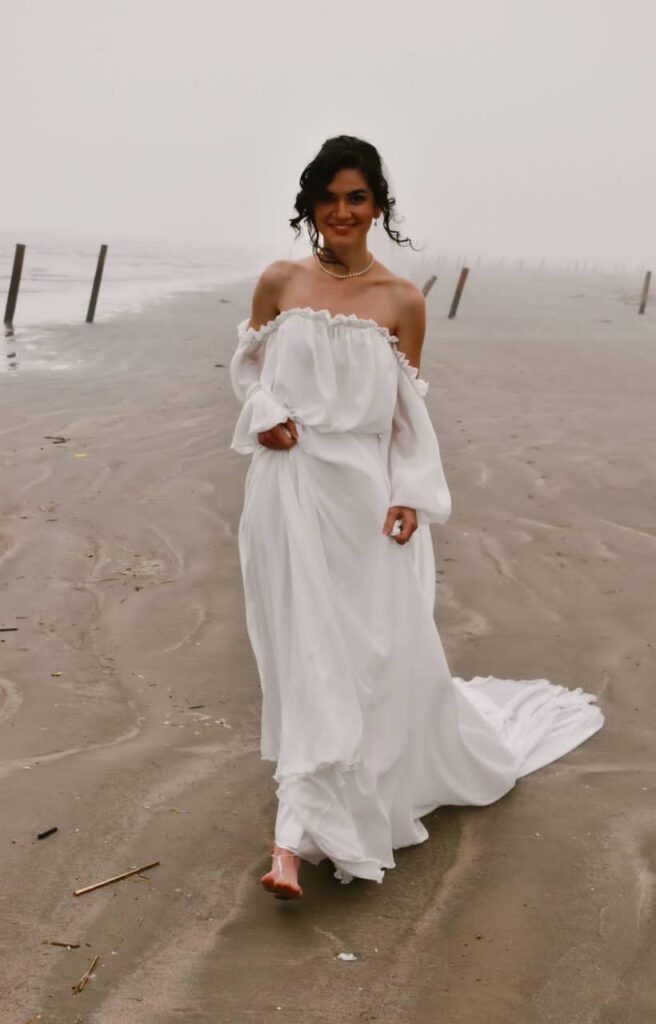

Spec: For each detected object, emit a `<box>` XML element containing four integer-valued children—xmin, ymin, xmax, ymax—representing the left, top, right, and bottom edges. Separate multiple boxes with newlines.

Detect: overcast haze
<box><xmin>2</xmin><ymin>0</ymin><xmax>655</xmax><ymax>267</ymax></box>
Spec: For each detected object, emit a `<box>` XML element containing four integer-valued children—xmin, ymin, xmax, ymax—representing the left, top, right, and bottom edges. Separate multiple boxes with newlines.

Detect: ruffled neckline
<box><xmin>239</xmin><ymin>306</ymin><xmax>399</xmax><ymax>346</ymax></box>
<box><xmin>238</xmin><ymin>307</ymin><xmax>429</xmax><ymax>396</ymax></box>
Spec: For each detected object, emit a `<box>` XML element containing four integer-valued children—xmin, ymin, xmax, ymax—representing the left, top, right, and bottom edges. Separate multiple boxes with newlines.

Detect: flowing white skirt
<box><xmin>239</xmin><ymin>427</ymin><xmax>603</xmax><ymax>883</ymax></box>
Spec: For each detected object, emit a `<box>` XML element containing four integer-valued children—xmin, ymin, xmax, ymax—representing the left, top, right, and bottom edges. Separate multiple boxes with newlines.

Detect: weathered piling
<box><xmin>86</xmin><ymin>244</ymin><xmax>108</xmax><ymax>323</ymax></box>
<box><xmin>4</xmin><ymin>243</ymin><xmax>26</xmax><ymax>330</ymax></box>
<box><xmin>422</xmin><ymin>274</ymin><xmax>437</xmax><ymax>297</ymax></box>
<box><xmin>638</xmin><ymin>270</ymin><xmax>651</xmax><ymax>315</ymax></box>
<box><xmin>448</xmin><ymin>267</ymin><xmax>470</xmax><ymax>319</ymax></box>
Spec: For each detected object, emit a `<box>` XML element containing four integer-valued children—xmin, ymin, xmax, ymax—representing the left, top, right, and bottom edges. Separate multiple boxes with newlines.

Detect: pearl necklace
<box><xmin>315</xmin><ymin>252</ymin><xmax>375</xmax><ymax>280</ymax></box>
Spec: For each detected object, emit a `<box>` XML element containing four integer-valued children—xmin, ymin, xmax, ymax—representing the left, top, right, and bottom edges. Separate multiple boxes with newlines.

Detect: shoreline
<box><xmin>2</xmin><ymin>259</ymin><xmax>652</xmax><ymax>374</ymax></box>
<box><xmin>1</xmin><ymin>275</ymin><xmax>258</xmax><ymax>373</ymax></box>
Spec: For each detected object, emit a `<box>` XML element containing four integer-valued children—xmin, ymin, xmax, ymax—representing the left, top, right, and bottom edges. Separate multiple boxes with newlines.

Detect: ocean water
<box><xmin>0</xmin><ymin>231</ymin><xmax>276</xmax><ymax>335</ymax></box>
<box><xmin>0</xmin><ymin>229</ymin><xmax>459</xmax><ymax>341</ymax></box>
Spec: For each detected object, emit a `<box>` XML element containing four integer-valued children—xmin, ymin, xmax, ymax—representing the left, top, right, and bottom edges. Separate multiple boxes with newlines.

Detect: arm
<box><xmin>251</xmin><ymin>262</ymin><xmax>298</xmax><ymax>450</ymax></box>
<box><xmin>382</xmin><ymin>286</ymin><xmax>427</xmax><ymax>545</ymax></box>
<box><xmin>394</xmin><ymin>285</ymin><xmax>426</xmax><ymax>373</ymax></box>
<box><xmin>230</xmin><ymin>262</ymin><xmax>298</xmax><ymax>453</ymax></box>
<box><xmin>247</xmin><ymin>260</ymin><xmax>286</xmax><ymax>331</ymax></box>
<box><xmin>383</xmin><ymin>285</ymin><xmax>451</xmax><ymax>538</ymax></box>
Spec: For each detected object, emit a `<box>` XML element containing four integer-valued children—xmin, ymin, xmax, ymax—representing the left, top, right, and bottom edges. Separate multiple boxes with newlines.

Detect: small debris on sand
<box><xmin>72</xmin><ymin>954</ymin><xmax>99</xmax><ymax>993</ymax></box>
<box><xmin>74</xmin><ymin>860</ymin><xmax>160</xmax><ymax>896</ymax></box>
<box><xmin>37</xmin><ymin>826</ymin><xmax>58</xmax><ymax>840</ymax></box>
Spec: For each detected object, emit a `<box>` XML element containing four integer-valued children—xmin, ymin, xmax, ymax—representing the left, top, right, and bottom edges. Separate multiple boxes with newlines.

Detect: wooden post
<box><xmin>422</xmin><ymin>274</ymin><xmax>437</xmax><ymax>297</ymax></box>
<box><xmin>448</xmin><ymin>267</ymin><xmax>470</xmax><ymax>319</ymax></box>
<box><xmin>638</xmin><ymin>270</ymin><xmax>651</xmax><ymax>315</ymax></box>
<box><xmin>4</xmin><ymin>243</ymin><xmax>26</xmax><ymax>329</ymax></box>
<box><xmin>86</xmin><ymin>244</ymin><xmax>108</xmax><ymax>323</ymax></box>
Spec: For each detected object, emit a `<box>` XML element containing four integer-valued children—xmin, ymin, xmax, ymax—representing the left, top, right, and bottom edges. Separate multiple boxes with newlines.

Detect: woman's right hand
<box><xmin>257</xmin><ymin>418</ymin><xmax>299</xmax><ymax>450</ymax></box>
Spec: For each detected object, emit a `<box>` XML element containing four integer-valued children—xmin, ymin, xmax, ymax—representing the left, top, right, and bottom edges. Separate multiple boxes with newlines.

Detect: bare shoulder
<box><xmin>373</xmin><ymin>264</ymin><xmax>425</xmax><ymax>320</ymax></box>
<box><xmin>394</xmin><ymin>277</ymin><xmax>426</xmax><ymax>323</ymax></box>
<box><xmin>384</xmin><ymin>273</ymin><xmax>426</xmax><ymax>366</ymax></box>
<box><xmin>248</xmin><ymin>260</ymin><xmax>297</xmax><ymax>329</ymax></box>
<box><xmin>256</xmin><ymin>259</ymin><xmax>298</xmax><ymax>293</ymax></box>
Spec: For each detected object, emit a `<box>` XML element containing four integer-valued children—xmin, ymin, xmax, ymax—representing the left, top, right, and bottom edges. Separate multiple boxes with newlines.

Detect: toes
<box><xmin>260</xmin><ymin>872</ymin><xmax>303</xmax><ymax>899</ymax></box>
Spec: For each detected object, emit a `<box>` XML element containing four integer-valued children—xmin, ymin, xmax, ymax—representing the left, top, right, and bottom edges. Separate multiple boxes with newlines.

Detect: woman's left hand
<box><xmin>382</xmin><ymin>506</ymin><xmax>418</xmax><ymax>545</ymax></box>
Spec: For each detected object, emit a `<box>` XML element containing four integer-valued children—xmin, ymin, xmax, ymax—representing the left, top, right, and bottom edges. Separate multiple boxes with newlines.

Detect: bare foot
<box><xmin>260</xmin><ymin>843</ymin><xmax>303</xmax><ymax>900</ymax></box>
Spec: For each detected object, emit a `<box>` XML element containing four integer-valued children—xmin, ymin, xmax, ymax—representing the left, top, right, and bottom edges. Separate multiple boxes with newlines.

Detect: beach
<box><xmin>1</xmin><ymin>268</ymin><xmax>655</xmax><ymax>1022</ymax></box>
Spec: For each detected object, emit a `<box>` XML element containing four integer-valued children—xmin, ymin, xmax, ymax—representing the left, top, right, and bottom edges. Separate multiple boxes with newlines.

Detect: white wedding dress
<box><xmin>230</xmin><ymin>308</ymin><xmax>603</xmax><ymax>884</ymax></box>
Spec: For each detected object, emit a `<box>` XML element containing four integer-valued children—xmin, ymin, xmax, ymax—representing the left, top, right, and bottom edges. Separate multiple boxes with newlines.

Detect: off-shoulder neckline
<box><xmin>239</xmin><ymin>306</ymin><xmax>400</xmax><ymax>346</ymax></box>
<box><xmin>237</xmin><ymin>306</ymin><xmax>429</xmax><ymax>397</ymax></box>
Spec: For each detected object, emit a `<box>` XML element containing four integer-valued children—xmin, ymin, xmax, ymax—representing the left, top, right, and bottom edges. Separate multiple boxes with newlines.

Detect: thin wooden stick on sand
<box><xmin>72</xmin><ymin>954</ymin><xmax>99</xmax><ymax>993</ymax></box>
<box><xmin>73</xmin><ymin>860</ymin><xmax>160</xmax><ymax>897</ymax></box>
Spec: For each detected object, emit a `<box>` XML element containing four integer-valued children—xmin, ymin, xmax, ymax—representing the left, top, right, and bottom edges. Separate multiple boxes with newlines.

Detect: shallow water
<box><xmin>0</xmin><ymin>230</ymin><xmax>274</xmax><ymax>365</ymax></box>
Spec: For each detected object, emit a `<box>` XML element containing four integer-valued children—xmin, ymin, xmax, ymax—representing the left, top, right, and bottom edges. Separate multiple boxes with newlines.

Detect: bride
<box><xmin>229</xmin><ymin>135</ymin><xmax>603</xmax><ymax>900</ymax></box>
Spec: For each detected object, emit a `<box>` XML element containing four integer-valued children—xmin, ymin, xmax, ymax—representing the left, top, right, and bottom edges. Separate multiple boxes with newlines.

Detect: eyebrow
<box><xmin>323</xmin><ymin>188</ymin><xmax>370</xmax><ymax>198</ymax></box>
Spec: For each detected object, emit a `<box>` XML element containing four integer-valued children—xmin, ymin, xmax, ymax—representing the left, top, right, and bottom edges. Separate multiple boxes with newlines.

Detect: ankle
<box><xmin>272</xmin><ymin>843</ymin><xmax>298</xmax><ymax>860</ymax></box>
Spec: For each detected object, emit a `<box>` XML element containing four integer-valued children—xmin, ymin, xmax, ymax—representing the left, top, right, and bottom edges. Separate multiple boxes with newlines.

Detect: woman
<box><xmin>230</xmin><ymin>136</ymin><xmax>603</xmax><ymax>900</ymax></box>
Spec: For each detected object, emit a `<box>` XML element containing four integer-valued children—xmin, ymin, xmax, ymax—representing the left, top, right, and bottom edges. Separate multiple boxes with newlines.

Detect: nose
<box><xmin>334</xmin><ymin>199</ymin><xmax>351</xmax><ymax>221</ymax></box>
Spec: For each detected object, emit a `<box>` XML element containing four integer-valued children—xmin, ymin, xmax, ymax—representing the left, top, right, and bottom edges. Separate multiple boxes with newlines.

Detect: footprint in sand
<box><xmin>0</xmin><ymin>677</ymin><xmax>22</xmax><ymax>725</ymax></box>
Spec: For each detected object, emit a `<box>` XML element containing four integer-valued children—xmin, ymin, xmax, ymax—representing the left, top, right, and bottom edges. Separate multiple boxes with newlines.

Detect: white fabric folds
<box><xmin>230</xmin><ymin>308</ymin><xmax>603</xmax><ymax>884</ymax></box>
<box><xmin>388</xmin><ymin>364</ymin><xmax>451</xmax><ymax>525</ymax></box>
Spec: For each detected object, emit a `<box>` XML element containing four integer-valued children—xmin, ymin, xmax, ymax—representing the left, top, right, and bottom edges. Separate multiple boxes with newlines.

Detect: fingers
<box><xmin>396</xmin><ymin>512</ymin><xmax>417</xmax><ymax>544</ymax></box>
<box><xmin>285</xmin><ymin>418</ymin><xmax>299</xmax><ymax>442</ymax></box>
<box><xmin>382</xmin><ymin>506</ymin><xmax>418</xmax><ymax>544</ymax></box>
<box><xmin>382</xmin><ymin>506</ymin><xmax>399</xmax><ymax>536</ymax></box>
<box><xmin>257</xmin><ymin>421</ymin><xmax>298</xmax><ymax>450</ymax></box>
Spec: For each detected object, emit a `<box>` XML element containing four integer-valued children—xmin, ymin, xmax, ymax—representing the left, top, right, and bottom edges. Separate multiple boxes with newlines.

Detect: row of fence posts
<box><xmin>2</xmin><ymin>243</ymin><xmax>653</xmax><ymax>335</ymax></box>
<box><xmin>3</xmin><ymin>243</ymin><xmax>108</xmax><ymax>335</ymax></box>
<box><xmin>422</xmin><ymin>264</ymin><xmax>652</xmax><ymax>317</ymax></box>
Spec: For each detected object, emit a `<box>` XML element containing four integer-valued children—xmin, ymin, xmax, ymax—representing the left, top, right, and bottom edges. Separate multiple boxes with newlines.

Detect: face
<box><xmin>313</xmin><ymin>168</ymin><xmax>381</xmax><ymax>247</ymax></box>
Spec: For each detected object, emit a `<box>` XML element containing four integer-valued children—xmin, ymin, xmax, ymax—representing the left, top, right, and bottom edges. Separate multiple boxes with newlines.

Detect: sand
<box><xmin>1</xmin><ymin>267</ymin><xmax>654</xmax><ymax>1023</ymax></box>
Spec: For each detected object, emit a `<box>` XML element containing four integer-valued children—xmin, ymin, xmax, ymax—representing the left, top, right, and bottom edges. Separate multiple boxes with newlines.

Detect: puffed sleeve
<box><xmin>229</xmin><ymin>319</ymin><xmax>291</xmax><ymax>454</ymax></box>
<box><xmin>387</xmin><ymin>350</ymin><xmax>452</xmax><ymax>525</ymax></box>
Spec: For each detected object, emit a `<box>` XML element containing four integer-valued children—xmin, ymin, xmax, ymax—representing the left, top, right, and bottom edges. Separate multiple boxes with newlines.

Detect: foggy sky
<box><xmin>2</xmin><ymin>0</ymin><xmax>654</xmax><ymax>267</ymax></box>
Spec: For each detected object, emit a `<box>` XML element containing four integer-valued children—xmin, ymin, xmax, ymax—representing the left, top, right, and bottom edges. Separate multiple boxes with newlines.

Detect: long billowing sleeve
<box><xmin>230</xmin><ymin>319</ymin><xmax>290</xmax><ymax>454</ymax></box>
<box><xmin>387</xmin><ymin>351</ymin><xmax>452</xmax><ymax>525</ymax></box>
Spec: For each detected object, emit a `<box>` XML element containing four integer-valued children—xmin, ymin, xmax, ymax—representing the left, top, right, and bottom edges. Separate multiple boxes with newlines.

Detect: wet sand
<box><xmin>1</xmin><ymin>268</ymin><xmax>654</xmax><ymax>1022</ymax></box>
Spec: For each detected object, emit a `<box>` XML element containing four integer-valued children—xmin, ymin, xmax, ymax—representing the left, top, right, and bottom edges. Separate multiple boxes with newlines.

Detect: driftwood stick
<box><xmin>37</xmin><ymin>826</ymin><xmax>58</xmax><ymax>840</ymax></box>
<box><xmin>73</xmin><ymin>860</ymin><xmax>160</xmax><ymax>896</ymax></box>
<box><xmin>72</xmin><ymin>954</ymin><xmax>99</xmax><ymax>993</ymax></box>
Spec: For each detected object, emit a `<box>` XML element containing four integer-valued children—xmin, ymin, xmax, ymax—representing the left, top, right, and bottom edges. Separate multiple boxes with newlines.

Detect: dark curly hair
<box><xmin>290</xmin><ymin>135</ymin><xmax>415</xmax><ymax>266</ymax></box>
